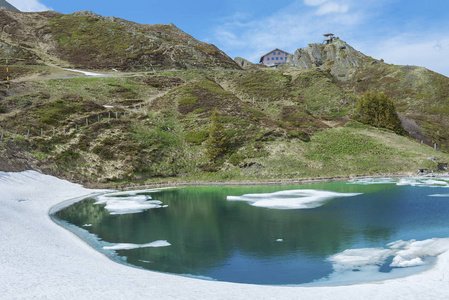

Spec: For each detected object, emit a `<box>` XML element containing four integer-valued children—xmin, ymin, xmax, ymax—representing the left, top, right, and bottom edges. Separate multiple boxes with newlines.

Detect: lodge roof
<box><xmin>259</xmin><ymin>48</ymin><xmax>290</xmax><ymax>63</ymax></box>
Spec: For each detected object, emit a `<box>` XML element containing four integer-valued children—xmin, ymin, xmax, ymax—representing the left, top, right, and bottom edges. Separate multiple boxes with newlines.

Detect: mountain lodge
<box><xmin>259</xmin><ymin>49</ymin><xmax>290</xmax><ymax>67</ymax></box>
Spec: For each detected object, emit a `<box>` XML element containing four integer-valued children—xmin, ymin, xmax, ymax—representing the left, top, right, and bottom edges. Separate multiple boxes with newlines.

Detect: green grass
<box><xmin>1</xmin><ymin>68</ymin><xmax>449</xmax><ymax>187</ymax></box>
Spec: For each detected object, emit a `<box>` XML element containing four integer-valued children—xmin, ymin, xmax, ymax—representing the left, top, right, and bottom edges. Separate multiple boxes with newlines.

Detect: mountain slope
<box><xmin>286</xmin><ymin>38</ymin><xmax>449</xmax><ymax>150</ymax></box>
<box><xmin>0</xmin><ymin>14</ymin><xmax>448</xmax><ymax>186</ymax></box>
<box><xmin>0</xmin><ymin>10</ymin><xmax>241</xmax><ymax>71</ymax></box>
<box><xmin>0</xmin><ymin>0</ymin><xmax>19</xmax><ymax>11</ymax></box>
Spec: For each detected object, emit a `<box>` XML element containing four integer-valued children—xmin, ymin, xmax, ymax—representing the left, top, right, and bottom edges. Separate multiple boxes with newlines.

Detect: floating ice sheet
<box><xmin>95</xmin><ymin>193</ymin><xmax>167</xmax><ymax>215</ymax></box>
<box><xmin>104</xmin><ymin>187</ymin><xmax>174</xmax><ymax>198</ymax></box>
<box><xmin>227</xmin><ymin>189</ymin><xmax>361</xmax><ymax>209</ymax></box>
<box><xmin>348</xmin><ymin>177</ymin><xmax>449</xmax><ymax>187</ymax></box>
<box><xmin>321</xmin><ymin>238</ymin><xmax>449</xmax><ymax>285</ymax></box>
<box><xmin>347</xmin><ymin>178</ymin><xmax>398</xmax><ymax>185</ymax></box>
<box><xmin>397</xmin><ymin>178</ymin><xmax>449</xmax><ymax>187</ymax></box>
<box><xmin>103</xmin><ymin>240</ymin><xmax>171</xmax><ymax>250</ymax></box>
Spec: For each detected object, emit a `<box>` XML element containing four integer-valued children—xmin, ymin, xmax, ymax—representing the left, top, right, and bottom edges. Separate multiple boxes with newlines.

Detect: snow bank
<box><xmin>2</xmin><ymin>170</ymin><xmax>449</xmax><ymax>299</ymax></box>
<box><xmin>227</xmin><ymin>189</ymin><xmax>361</xmax><ymax>209</ymax></box>
<box><xmin>64</xmin><ymin>68</ymin><xmax>108</xmax><ymax>77</ymax></box>
<box><xmin>103</xmin><ymin>240</ymin><xmax>171</xmax><ymax>250</ymax></box>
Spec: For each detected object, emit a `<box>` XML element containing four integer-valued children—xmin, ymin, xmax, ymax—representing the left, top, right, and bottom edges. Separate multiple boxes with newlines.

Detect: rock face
<box><xmin>287</xmin><ymin>38</ymin><xmax>375</xmax><ymax>81</ymax></box>
<box><xmin>0</xmin><ymin>0</ymin><xmax>19</xmax><ymax>11</ymax></box>
<box><xmin>234</xmin><ymin>57</ymin><xmax>255</xmax><ymax>68</ymax></box>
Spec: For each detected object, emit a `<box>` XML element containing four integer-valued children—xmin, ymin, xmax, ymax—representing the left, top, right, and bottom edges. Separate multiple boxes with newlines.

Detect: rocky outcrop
<box><xmin>287</xmin><ymin>38</ymin><xmax>375</xmax><ymax>81</ymax></box>
<box><xmin>0</xmin><ymin>0</ymin><xmax>19</xmax><ymax>11</ymax></box>
<box><xmin>234</xmin><ymin>57</ymin><xmax>254</xmax><ymax>68</ymax></box>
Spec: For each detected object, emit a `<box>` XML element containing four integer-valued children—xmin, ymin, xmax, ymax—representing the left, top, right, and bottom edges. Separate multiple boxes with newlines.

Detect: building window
<box><xmin>280</xmin><ymin>57</ymin><xmax>283</xmax><ymax>60</ymax></box>
<box><xmin>276</xmin><ymin>57</ymin><xmax>279</xmax><ymax>60</ymax></box>
<box><xmin>278</xmin><ymin>51</ymin><xmax>281</xmax><ymax>55</ymax></box>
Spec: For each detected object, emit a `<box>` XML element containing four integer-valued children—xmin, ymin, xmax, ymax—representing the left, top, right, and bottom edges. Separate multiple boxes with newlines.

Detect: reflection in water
<box><xmin>55</xmin><ymin>180</ymin><xmax>449</xmax><ymax>285</ymax></box>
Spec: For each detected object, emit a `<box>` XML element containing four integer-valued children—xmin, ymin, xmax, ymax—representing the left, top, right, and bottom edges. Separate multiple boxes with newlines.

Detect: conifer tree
<box><xmin>355</xmin><ymin>91</ymin><xmax>405</xmax><ymax>135</ymax></box>
<box><xmin>205</xmin><ymin>108</ymin><xmax>227</xmax><ymax>161</ymax></box>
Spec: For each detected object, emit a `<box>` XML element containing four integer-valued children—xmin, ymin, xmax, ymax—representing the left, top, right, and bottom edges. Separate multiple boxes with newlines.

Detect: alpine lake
<box><xmin>53</xmin><ymin>178</ymin><xmax>449</xmax><ymax>285</ymax></box>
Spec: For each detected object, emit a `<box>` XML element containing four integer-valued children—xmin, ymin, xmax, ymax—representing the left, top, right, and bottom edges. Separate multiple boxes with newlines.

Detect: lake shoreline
<box><xmin>100</xmin><ymin>171</ymin><xmax>449</xmax><ymax>191</ymax></box>
<box><xmin>2</xmin><ymin>170</ymin><xmax>449</xmax><ymax>299</ymax></box>
<box><xmin>54</xmin><ymin>180</ymin><xmax>449</xmax><ymax>286</ymax></box>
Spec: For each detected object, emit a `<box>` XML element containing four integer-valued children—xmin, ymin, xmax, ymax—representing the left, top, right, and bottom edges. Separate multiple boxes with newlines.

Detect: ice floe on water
<box><xmin>227</xmin><ymin>189</ymin><xmax>361</xmax><ymax>209</ymax></box>
<box><xmin>103</xmin><ymin>240</ymin><xmax>171</xmax><ymax>250</ymax></box>
<box><xmin>397</xmin><ymin>178</ymin><xmax>449</xmax><ymax>187</ymax></box>
<box><xmin>429</xmin><ymin>194</ymin><xmax>449</xmax><ymax>197</ymax></box>
<box><xmin>94</xmin><ymin>192</ymin><xmax>168</xmax><ymax>215</ymax></box>
<box><xmin>319</xmin><ymin>238</ymin><xmax>449</xmax><ymax>285</ymax></box>
<box><xmin>103</xmin><ymin>187</ymin><xmax>174</xmax><ymax>197</ymax></box>
<box><xmin>349</xmin><ymin>177</ymin><xmax>449</xmax><ymax>187</ymax></box>
<box><xmin>347</xmin><ymin>178</ymin><xmax>398</xmax><ymax>185</ymax></box>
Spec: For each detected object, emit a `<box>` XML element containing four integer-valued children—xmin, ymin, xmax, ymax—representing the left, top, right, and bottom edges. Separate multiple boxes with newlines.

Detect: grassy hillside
<box><xmin>1</xmin><ymin>11</ymin><xmax>448</xmax><ymax>186</ymax></box>
<box><xmin>0</xmin><ymin>69</ymin><xmax>448</xmax><ymax>187</ymax></box>
<box><xmin>0</xmin><ymin>10</ymin><xmax>240</xmax><ymax>71</ymax></box>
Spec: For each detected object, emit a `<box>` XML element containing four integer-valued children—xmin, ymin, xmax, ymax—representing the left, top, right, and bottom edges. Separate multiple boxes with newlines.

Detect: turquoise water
<box><xmin>54</xmin><ymin>178</ymin><xmax>449</xmax><ymax>285</ymax></box>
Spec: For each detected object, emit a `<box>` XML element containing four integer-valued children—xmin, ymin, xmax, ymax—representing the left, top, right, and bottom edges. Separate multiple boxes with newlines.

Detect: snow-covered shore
<box><xmin>1</xmin><ymin>170</ymin><xmax>448</xmax><ymax>299</ymax></box>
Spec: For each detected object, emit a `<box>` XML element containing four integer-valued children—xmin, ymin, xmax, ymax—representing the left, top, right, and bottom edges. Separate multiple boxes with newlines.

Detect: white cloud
<box><xmin>212</xmin><ymin>1</ymin><xmax>362</xmax><ymax>62</ymax></box>
<box><xmin>304</xmin><ymin>0</ymin><xmax>328</xmax><ymax>6</ymax></box>
<box><xmin>7</xmin><ymin>0</ymin><xmax>51</xmax><ymax>12</ymax></box>
<box><xmin>211</xmin><ymin>0</ymin><xmax>449</xmax><ymax>77</ymax></box>
<box><xmin>315</xmin><ymin>2</ymin><xmax>349</xmax><ymax>15</ymax></box>
<box><xmin>362</xmin><ymin>35</ymin><xmax>449</xmax><ymax>77</ymax></box>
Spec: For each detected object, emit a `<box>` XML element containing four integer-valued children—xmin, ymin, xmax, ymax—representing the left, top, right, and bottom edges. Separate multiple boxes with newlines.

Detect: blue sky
<box><xmin>8</xmin><ymin>0</ymin><xmax>449</xmax><ymax>77</ymax></box>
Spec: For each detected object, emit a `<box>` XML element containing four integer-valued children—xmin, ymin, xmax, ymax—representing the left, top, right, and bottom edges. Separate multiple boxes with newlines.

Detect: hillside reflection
<box><xmin>55</xmin><ymin>182</ymin><xmax>449</xmax><ymax>285</ymax></box>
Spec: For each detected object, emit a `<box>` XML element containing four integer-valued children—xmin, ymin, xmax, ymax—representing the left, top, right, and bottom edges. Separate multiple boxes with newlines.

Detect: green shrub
<box><xmin>32</xmin><ymin>138</ymin><xmax>54</xmax><ymax>153</ymax></box>
<box><xmin>186</xmin><ymin>130</ymin><xmax>208</xmax><ymax>145</ymax></box>
<box><xmin>55</xmin><ymin>149</ymin><xmax>80</xmax><ymax>162</ymax></box>
<box><xmin>40</xmin><ymin>116</ymin><xmax>59</xmax><ymax>126</ymax></box>
<box><xmin>354</xmin><ymin>91</ymin><xmax>405</xmax><ymax>135</ymax></box>
<box><xmin>93</xmin><ymin>145</ymin><xmax>114</xmax><ymax>160</ymax></box>
<box><xmin>287</xmin><ymin>130</ymin><xmax>310</xmax><ymax>142</ymax></box>
<box><xmin>179</xmin><ymin>96</ymin><xmax>197</xmax><ymax>105</ymax></box>
<box><xmin>77</xmin><ymin>134</ymin><xmax>90</xmax><ymax>151</ymax></box>
<box><xmin>205</xmin><ymin>109</ymin><xmax>228</xmax><ymax>161</ymax></box>
<box><xmin>229</xmin><ymin>153</ymin><xmax>246</xmax><ymax>166</ymax></box>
